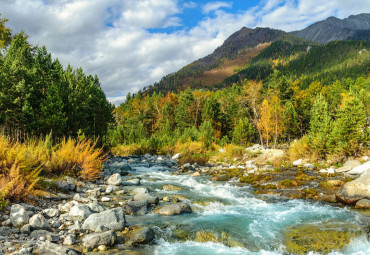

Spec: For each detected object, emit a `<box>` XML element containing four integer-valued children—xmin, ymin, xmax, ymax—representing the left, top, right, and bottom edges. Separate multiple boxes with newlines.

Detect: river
<box><xmin>116</xmin><ymin>163</ymin><xmax>370</xmax><ymax>255</ymax></box>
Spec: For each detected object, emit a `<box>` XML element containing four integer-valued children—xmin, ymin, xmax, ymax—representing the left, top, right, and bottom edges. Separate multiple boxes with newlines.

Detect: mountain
<box><xmin>291</xmin><ymin>13</ymin><xmax>370</xmax><ymax>44</ymax></box>
<box><xmin>144</xmin><ymin>27</ymin><xmax>308</xmax><ymax>94</ymax></box>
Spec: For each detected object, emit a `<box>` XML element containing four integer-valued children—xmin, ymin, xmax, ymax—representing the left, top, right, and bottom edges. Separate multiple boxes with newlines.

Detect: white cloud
<box><xmin>202</xmin><ymin>1</ymin><xmax>233</xmax><ymax>14</ymax></box>
<box><xmin>0</xmin><ymin>0</ymin><xmax>369</xmax><ymax>105</ymax></box>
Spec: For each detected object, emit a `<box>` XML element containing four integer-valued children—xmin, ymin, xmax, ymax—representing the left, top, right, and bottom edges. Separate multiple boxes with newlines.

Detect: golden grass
<box><xmin>0</xmin><ymin>135</ymin><xmax>105</xmax><ymax>208</ymax></box>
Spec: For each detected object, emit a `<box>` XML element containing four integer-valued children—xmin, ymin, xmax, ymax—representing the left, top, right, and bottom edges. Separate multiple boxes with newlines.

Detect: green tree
<box><xmin>232</xmin><ymin>117</ymin><xmax>255</xmax><ymax>146</ymax></box>
<box><xmin>309</xmin><ymin>94</ymin><xmax>332</xmax><ymax>158</ymax></box>
<box><xmin>199</xmin><ymin>120</ymin><xmax>214</xmax><ymax>148</ymax></box>
<box><xmin>283</xmin><ymin>101</ymin><xmax>299</xmax><ymax>142</ymax></box>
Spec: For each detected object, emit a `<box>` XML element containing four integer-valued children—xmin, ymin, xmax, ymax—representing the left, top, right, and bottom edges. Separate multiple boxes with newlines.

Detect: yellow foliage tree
<box><xmin>257</xmin><ymin>99</ymin><xmax>273</xmax><ymax>147</ymax></box>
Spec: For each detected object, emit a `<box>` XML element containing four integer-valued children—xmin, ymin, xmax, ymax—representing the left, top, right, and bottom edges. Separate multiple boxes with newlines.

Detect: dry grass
<box><xmin>287</xmin><ymin>136</ymin><xmax>312</xmax><ymax>162</ymax></box>
<box><xmin>0</xmin><ymin>135</ymin><xmax>105</xmax><ymax>208</ymax></box>
<box><xmin>111</xmin><ymin>144</ymin><xmax>146</xmax><ymax>156</ymax></box>
<box><xmin>174</xmin><ymin>141</ymin><xmax>210</xmax><ymax>165</ymax></box>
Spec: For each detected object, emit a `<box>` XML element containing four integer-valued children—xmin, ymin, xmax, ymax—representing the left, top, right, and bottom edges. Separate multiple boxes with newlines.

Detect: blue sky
<box><xmin>0</xmin><ymin>0</ymin><xmax>369</xmax><ymax>104</ymax></box>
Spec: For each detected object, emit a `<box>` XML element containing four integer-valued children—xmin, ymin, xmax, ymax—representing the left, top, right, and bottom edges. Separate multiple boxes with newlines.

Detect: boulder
<box><xmin>106</xmin><ymin>173</ymin><xmax>122</xmax><ymax>186</ymax></box>
<box><xmin>130</xmin><ymin>187</ymin><xmax>149</xmax><ymax>195</ymax></box>
<box><xmin>355</xmin><ymin>199</ymin><xmax>370</xmax><ymax>209</ymax></box>
<box><xmin>336</xmin><ymin>169</ymin><xmax>370</xmax><ymax>204</ymax></box>
<box><xmin>29</xmin><ymin>214</ymin><xmax>50</xmax><ymax>230</ymax></box>
<box><xmin>63</xmin><ymin>234</ymin><xmax>76</xmax><ymax>246</ymax></box>
<box><xmin>82</xmin><ymin>207</ymin><xmax>126</xmax><ymax>232</ymax></box>
<box><xmin>182</xmin><ymin>163</ymin><xmax>192</xmax><ymax>170</ymax></box>
<box><xmin>336</xmin><ymin>160</ymin><xmax>362</xmax><ymax>173</ymax></box>
<box><xmin>20</xmin><ymin>224</ymin><xmax>31</xmax><ymax>234</ymax></box>
<box><xmin>69</xmin><ymin>204</ymin><xmax>93</xmax><ymax>222</ymax></box>
<box><xmin>88</xmin><ymin>201</ymin><xmax>105</xmax><ymax>213</ymax></box>
<box><xmin>163</xmin><ymin>184</ymin><xmax>182</xmax><ymax>191</ymax></box>
<box><xmin>10</xmin><ymin>204</ymin><xmax>30</xmax><ymax>228</ymax></box>
<box><xmin>134</xmin><ymin>193</ymin><xmax>159</xmax><ymax>205</ymax></box>
<box><xmin>344</xmin><ymin>161</ymin><xmax>370</xmax><ymax>178</ymax></box>
<box><xmin>172</xmin><ymin>153</ymin><xmax>181</xmax><ymax>160</ymax></box>
<box><xmin>191</xmin><ymin>171</ymin><xmax>201</xmax><ymax>177</ymax></box>
<box><xmin>82</xmin><ymin>230</ymin><xmax>117</xmax><ymax>249</ymax></box>
<box><xmin>154</xmin><ymin>203</ymin><xmax>192</xmax><ymax>216</ymax></box>
<box><xmin>122</xmin><ymin>178</ymin><xmax>140</xmax><ymax>186</ymax></box>
<box><xmin>123</xmin><ymin>200</ymin><xmax>148</xmax><ymax>215</ymax></box>
<box><xmin>37</xmin><ymin>240</ymin><xmax>82</xmax><ymax>255</ymax></box>
<box><xmin>126</xmin><ymin>227</ymin><xmax>154</xmax><ymax>246</ymax></box>
<box><xmin>292</xmin><ymin>159</ymin><xmax>303</xmax><ymax>166</ymax></box>
<box><xmin>58</xmin><ymin>201</ymin><xmax>78</xmax><ymax>213</ymax></box>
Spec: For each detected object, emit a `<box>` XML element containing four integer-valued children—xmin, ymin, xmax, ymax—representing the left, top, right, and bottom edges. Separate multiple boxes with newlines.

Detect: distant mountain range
<box><xmin>143</xmin><ymin>13</ymin><xmax>370</xmax><ymax>95</ymax></box>
<box><xmin>291</xmin><ymin>13</ymin><xmax>370</xmax><ymax>44</ymax></box>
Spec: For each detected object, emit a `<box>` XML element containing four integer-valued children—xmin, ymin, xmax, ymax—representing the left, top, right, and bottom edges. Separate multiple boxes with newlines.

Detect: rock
<box><xmin>336</xmin><ymin>169</ymin><xmax>370</xmax><ymax>204</ymax></box>
<box><xmin>163</xmin><ymin>184</ymin><xmax>182</xmax><ymax>191</ymax></box>
<box><xmin>154</xmin><ymin>203</ymin><xmax>192</xmax><ymax>216</ymax></box>
<box><xmin>82</xmin><ymin>207</ymin><xmax>126</xmax><ymax>232</ymax></box>
<box><xmin>355</xmin><ymin>199</ymin><xmax>370</xmax><ymax>209</ymax></box>
<box><xmin>31</xmin><ymin>230</ymin><xmax>58</xmax><ymax>242</ymax></box>
<box><xmin>319</xmin><ymin>169</ymin><xmax>328</xmax><ymax>174</ymax></box>
<box><xmin>106</xmin><ymin>173</ymin><xmax>122</xmax><ymax>186</ymax></box>
<box><xmin>182</xmin><ymin>163</ymin><xmax>192</xmax><ymax>170</ymax></box>
<box><xmin>72</xmin><ymin>193</ymin><xmax>90</xmax><ymax>203</ymax></box>
<box><xmin>43</xmin><ymin>208</ymin><xmax>60</xmax><ymax>218</ymax></box>
<box><xmin>54</xmin><ymin>181</ymin><xmax>76</xmax><ymax>193</ymax></box>
<box><xmin>130</xmin><ymin>187</ymin><xmax>149</xmax><ymax>195</ymax></box>
<box><xmin>29</xmin><ymin>214</ymin><xmax>50</xmax><ymax>230</ymax></box>
<box><xmin>122</xmin><ymin>178</ymin><xmax>140</xmax><ymax>186</ymax></box>
<box><xmin>88</xmin><ymin>201</ymin><xmax>105</xmax><ymax>213</ymax></box>
<box><xmin>172</xmin><ymin>153</ymin><xmax>181</xmax><ymax>160</ymax></box>
<box><xmin>63</xmin><ymin>234</ymin><xmax>76</xmax><ymax>246</ymax></box>
<box><xmin>327</xmin><ymin>167</ymin><xmax>335</xmax><ymax>175</ymax></box>
<box><xmin>85</xmin><ymin>189</ymin><xmax>101</xmax><ymax>198</ymax></box>
<box><xmin>211</xmin><ymin>175</ymin><xmax>228</xmax><ymax>181</ymax></box>
<box><xmin>1</xmin><ymin>219</ymin><xmax>12</xmax><ymax>227</ymax></box>
<box><xmin>10</xmin><ymin>204</ymin><xmax>30</xmax><ymax>228</ymax></box>
<box><xmin>109</xmin><ymin>162</ymin><xmax>132</xmax><ymax>172</ymax></box>
<box><xmin>292</xmin><ymin>159</ymin><xmax>303</xmax><ymax>166</ymax></box>
<box><xmin>58</xmin><ymin>201</ymin><xmax>78</xmax><ymax>213</ymax></box>
<box><xmin>344</xmin><ymin>161</ymin><xmax>370</xmax><ymax>178</ymax></box>
<box><xmin>101</xmin><ymin>197</ymin><xmax>111</xmax><ymax>202</ymax></box>
<box><xmin>126</xmin><ymin>227</ymin><xmax>154</xmax><ymax>246</ymax></box>
<box><xmin>327</xmin><ymin>180</ymin><xmax>344</xmax><ymax>187</ymax></box>
<box><xmin>37</xmin><ymin>240</ymin><xmax>82</xmax><ymax>255</ymax></box>
<box><xmin>303</xmin><ymin>163</ymin><xmax>315</xmax><ymax>169</ymax></box>
<box><xmin>123</xmin><ymin>200</ymin><xmax>148</xmax><ymax>215</ymax></box>
<box><xmin>133</xmin><ymin>193</ymin><xmax>159</xmax><ymax>204</ymax></box>
<box><xmin>69</xmin><ymin>204</ymin><xmax>93</xmax><ymax>222</ymax></box>
<box><xmin>191</xmin><ymin>171</ymin><xmax>201</xmax><ymax>177</ymax></box>
<box><xmin>20</xmin><ymin>224</ymin><xmax>31</xmax><ymax>234</ymax></box>
<box><xmin>82</xmin><ymin>230</ymin><xmax>117</xmax><ymax>249</ymax></box>
<box><xmin>336</xmin><ymin>160</ymin><xmax>362</xmax><ymax>173</ymax></box>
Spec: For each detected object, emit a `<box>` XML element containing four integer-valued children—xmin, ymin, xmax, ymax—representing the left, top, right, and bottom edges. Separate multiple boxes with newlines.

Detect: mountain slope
<box><xmin>291</xmin><ymin>13</ymin><xmax>370</xmax><ymax>44</ymax></box>
<box><xmin>144</xmin><ymin>27</ymin><xmax>309</xmax><ymax>94</ymax></box>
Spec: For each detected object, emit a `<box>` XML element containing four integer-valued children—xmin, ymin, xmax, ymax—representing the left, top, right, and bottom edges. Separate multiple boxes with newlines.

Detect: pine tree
<box><xmin>232</xmin><ymin>117</ymin><xmax>255</xmax><ymax>146</ymax></box>
<box><xmin>283</xmin><ymin>101</ymin><xmax>298</xmax><ymax>142</ymax></box>
<box><xmin>309</xmin><ymin>94</ymin><xmax>332</xmax><ymax>158</ymax></box>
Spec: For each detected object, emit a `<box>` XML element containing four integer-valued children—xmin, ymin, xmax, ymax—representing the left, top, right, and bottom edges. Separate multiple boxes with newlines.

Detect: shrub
<box><xmin>111</xmin><ymin>144</ymin><xmax>146</xmax><ymax>156</ymax></box>
<box><xmin>174</xmin><ymin>141</ymin><xmax>210</xmax><ymax>165</ymax></box>
<box><xmin>288</xmin><ymin>136</ymin><xmax>312</xmax><ymax>162</ymax></box>
<box><xmin>224</xmin><ymin>144</ymin><xmax>245</xmax><ymax>160</ymax></box>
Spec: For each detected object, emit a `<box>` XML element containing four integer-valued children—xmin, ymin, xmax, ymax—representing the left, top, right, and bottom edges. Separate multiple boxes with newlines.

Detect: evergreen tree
<box><xmin>232</xmin><ymin>117</ymin><xmax>255</xmax><ymax>146</ymax></box>
<box><xmin>309</xmin><ymin>94</ymin><xmax>332</xmax><ymax>158</ymax></box>
<box><xmin>283</xmin><ymin>101</ymin><xmax>299</xmax><ymax>142</ymax></box>
<box><xmin>199</xmin><ymin>120</ymin><xmax>214</xmax><ymax>148</ymax></box>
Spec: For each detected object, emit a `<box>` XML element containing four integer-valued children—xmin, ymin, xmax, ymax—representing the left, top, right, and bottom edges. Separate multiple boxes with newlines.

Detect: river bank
<box><xmin>0</xmin><ymin>153</ymin><xmax>369</xmax><ymax>254</ymax></box>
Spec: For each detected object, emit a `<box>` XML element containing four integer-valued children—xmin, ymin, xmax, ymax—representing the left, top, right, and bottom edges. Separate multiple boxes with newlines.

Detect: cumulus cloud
<box><xmin>0</xmin><ymin>0</ymin><xmax>369</xmax><ymax>104</ymax></box>
<box><xmin>202</xmin><ymin>1</ymin><xmax>233</xmax><ymax>14</ymax></box>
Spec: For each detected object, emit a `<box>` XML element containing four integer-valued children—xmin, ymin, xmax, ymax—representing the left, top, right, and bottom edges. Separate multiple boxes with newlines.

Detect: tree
<box><xmin>232</xmin><ymin>117</ymin><xmax>255</xmax><ymax>146</ymax></box>
<box><xmin>330</xmin><ymin>93</ymin><xmax>367</xmax><ymax>156</ymax></box>
<box><xmin>309</xmin><ymin>94</ymin><xmax>332</xmax><ymax>158</ymax></box>
<box><xmin>270</xmin><ymin>95</ymin><xmax>284</xmax><ymax>148</ymax></box>
<box><xmin>257</xmin><ymin>99</ymin><xmax>273</xmax><ymax>147</ymax></box>
<box><xmin>0</xmin><ymin>14</ymin><xmax>12</xmax><ymax>55</ymax></box>
<box><xmin>175</xmin><ymin>89</ymin><xmax>194</xmax><ymax>131</ymax></box>
<box><xmin>283</xmin><ymin>101</ymin><xmax>299</xmax><ymax>142</ymax></box>
<box><xmin>199</xmin><ymin>120</ymin><xmax>214</xmax><ymax>148</ymax></box>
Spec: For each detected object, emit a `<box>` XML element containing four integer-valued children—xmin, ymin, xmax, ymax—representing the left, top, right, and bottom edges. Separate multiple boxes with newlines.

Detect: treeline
<box><xmin>0</xmin><ymin>18</ymin><xmax>113</xmax><ymax>142</ymax></box>
<box><xmin>110</xmin><ymin>70</ymin><xmax>369</xmax><ymax>158</ymax></box>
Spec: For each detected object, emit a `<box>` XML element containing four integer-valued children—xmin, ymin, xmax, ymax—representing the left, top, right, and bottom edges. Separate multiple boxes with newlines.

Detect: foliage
<box><xmin>174</xmin><ymin>141</ymin><xmax>210</xmax><ymax>165</ymax></box>
<box><xmin>288</xmin><ymin>136</ymin><xmax>312</xmax><ymax>162</ymax></box>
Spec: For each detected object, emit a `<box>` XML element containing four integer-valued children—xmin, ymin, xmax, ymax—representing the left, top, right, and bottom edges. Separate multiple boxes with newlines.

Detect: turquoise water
<box><xmin>127</xmin><ymin>166</ymin><xmax>370</xmax><ymax>254</ymax></box>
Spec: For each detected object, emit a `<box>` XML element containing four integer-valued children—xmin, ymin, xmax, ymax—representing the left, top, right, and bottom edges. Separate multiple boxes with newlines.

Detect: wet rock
<box><xmin>336</xmin><ymin>160</ymin><xmax>362</xmax><ymax>173</ymax></box>
<box><xmin>154</xmin><ymin>203</ymin><xmax>192</xmax><ymax>216</ymax></box>
<box><xmin>211</xmin><ymin>175</ymin><xmax>228</xmax><ymax>181</ymax></box>
<box><xmin>37</xmin><ymin>240</ymin><xmax>82</xmax><ymax>255</ymax></box>
<box><xmin>101</xmin><ymin>197</ymin><xmax>111</xmax><ymax>202</ymax></box>
<box><xmin>43</xmin><ymin>208</ymin><xmax>60</xmax><ymax>218</ymax></box>
<box><xmin>355</xmin><ymin>199</ymin><xmax>370</xmax><ymax>209</ymax></box>
<box><xmin>134</xmin><ymin>192</ymin><xmax>159</xmax><ymax>205</ymax></box>
<box><xmin>123</xmin><ymin>200</ymin><xmax>148</xmax><ymax>215</ymax></box>
<box><xmin>82</xmin><ymin>230</ymin><xmax>117</xmax><ymax>249</ymax></box>
<box><xmin>191</xmin><ymin>171</ymin><xmax>201</xmax><ymax>177</ymax></box>
<box><xmin>107</xmin><ymin>173</ymin><xmax>122</xmax><ymax>186</ymax></box>
<box><xmin>54</xmin><ymin>181</ymin><xmax>76</xmax><ymax>193</ymax></box>
<box><xmin>182</xmin><ymin>163</ymin><xmax>192</xmax><ymax>170</ymax></box>
<box><xmin>130</xmin><ymin>187</ymin><xmax>149</xmax><ymax>195</ymax></box>
<box><xmin>82</xmin><ymin>207</ymin><xmax>126</xmax><ymax>232</ymax></box>
<box><xmin>123</xmin><ymin>178</ymin><xmax>141</xmax><ymax>186</ymax></box>
<box><xmin>163</xmin><ymin>184</ymin><xmax>182</xmax><ymax>191</ymax></box>
<box><xmin>69</xmin><ymin>204</ymin><xmax>93</xmax><ymax>222</ymax></box>
<box><xmin>10</xmin><ymin>204</ymin><xmax>30</xmax><ymax>228</ymax></box>
<box><xmin>344</xmin><ymin>161</ymin><xmax>370</xmax><ymax>178</ymax></box>
<box><xmin>109</xmin><ymin>162</ymin><xmax>132</xmax><ymax>173</ymax></box>
<box><xmin>29</xmin><ymin>214</ymin><xmax>50</xmax><ymax>231</ymax></box>
<box><xmin>283</xmin><ymin>221</ymin><xmax>362</xmax><ymax>254</ymax></box>
<box><xmin>336</xmin><ymin>169</ymin><xmax>370</xmax><ymax>204</ymax></box>
<box><xmin>126</xmin><ymin>227</ymin><xmax>154</xmax><ymax>246</ymax></box>
<box><xmin>30</xmin><ymin>230</ymin><xmax>58</xmax><ymax>242</ymax></box>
